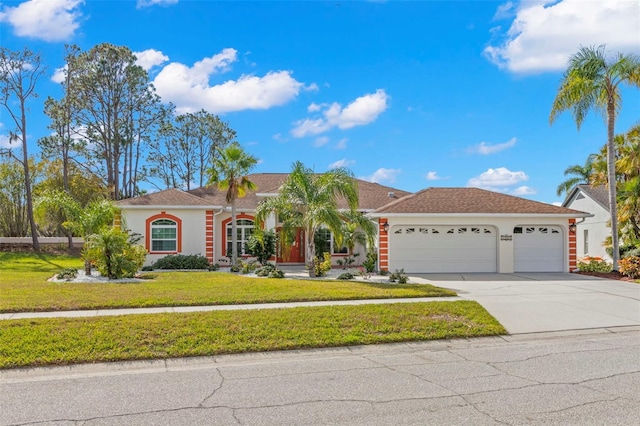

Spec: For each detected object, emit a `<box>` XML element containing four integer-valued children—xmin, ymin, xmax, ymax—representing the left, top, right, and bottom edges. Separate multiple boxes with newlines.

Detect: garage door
<box><xmin>388</xmin><ymin>225</ymin><xmax>497</xmax><ymax>273</ymax></box>
<box><xmin>514</xmin><ymin>226</ymin><xmax>564</xmax><ymax>272</ymax></box>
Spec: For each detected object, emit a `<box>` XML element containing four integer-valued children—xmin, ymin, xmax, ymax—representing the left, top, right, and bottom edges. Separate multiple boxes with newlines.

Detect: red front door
<box><xmin>277</xmin><ymin>228</ymin><xmax>305</xmax><ymax>263</ymax></box>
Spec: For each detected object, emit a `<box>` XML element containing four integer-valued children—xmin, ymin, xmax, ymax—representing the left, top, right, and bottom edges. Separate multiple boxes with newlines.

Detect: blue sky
<box><xmin>1</xmin><ymin>0</ymin><xmax>639</xmax><ymax>205</ymax></box>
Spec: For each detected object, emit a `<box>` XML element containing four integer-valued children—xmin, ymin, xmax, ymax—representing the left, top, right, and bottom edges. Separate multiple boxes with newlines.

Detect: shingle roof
<box><xmin>576</xmin><ymin>184</ymin><xmax>610</xmax><ymax>211</ymax></box>
<box><xmin>116</xmin><ymin>188</ymin><xmax>212</xmax><ymax>207</ymax></box>
<box><xmin>118</xmin><ymin>174</ymin><xmax>410</xmax><ymax>211</ymax></box>
<box><xmin>374</xmin><ymin>187</ymin><xmax>588</xmax><ymax>215</ymax></box>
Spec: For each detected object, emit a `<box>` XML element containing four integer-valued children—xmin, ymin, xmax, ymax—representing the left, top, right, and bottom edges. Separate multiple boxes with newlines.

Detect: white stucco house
<box><xmin>562</xmin><ymin>184</ymin><xmax>612</xmax><ymax>261</ymax></box>
<box><xmin>117</xmin><ymin>174</ymin><xmax>589</xmax><ymax>273</ymax></box>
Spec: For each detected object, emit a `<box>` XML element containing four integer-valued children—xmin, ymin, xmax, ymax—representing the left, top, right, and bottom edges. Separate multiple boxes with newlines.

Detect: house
<box><xmin>118</xmin><ymin>176</ymin><xmax>589</xmax><ymax>273</ymax></box>
<box><xmin>117</xmin><ymin>174</ymin><xmax>410</xmax><ymax>267</ymax></box>
<box><xmin>370</xmin><ymin>187</ymin><xmax>589</xmax><ymax>273</ymax></box>
<box><xmin>562</xmin><ymin>184</ymin><xmax>612</xmax><ymax>261</ymax></box>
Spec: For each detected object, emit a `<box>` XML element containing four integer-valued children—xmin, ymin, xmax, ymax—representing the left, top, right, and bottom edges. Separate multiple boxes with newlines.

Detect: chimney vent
<box><xmin>388</xmin><ymin>191</ymin><xmax>395</xmax><ymax>198</ymax></box>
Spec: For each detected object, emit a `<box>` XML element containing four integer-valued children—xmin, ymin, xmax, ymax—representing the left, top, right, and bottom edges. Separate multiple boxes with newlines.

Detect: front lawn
<box><xmin>0</xmin><ymin>301</ymin><xmax>506</xmax><ymax>368</ymax></box>
<box><xmin>0</xmin><ymin>252</ymin><xmax>456</xmax><ymax>312</ymax></box>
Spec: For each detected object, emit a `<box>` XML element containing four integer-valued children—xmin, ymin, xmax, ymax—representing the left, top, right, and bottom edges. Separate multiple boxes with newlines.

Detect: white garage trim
<box><xmin>514</xmin><ymin>225</ymin><xmax>564</xmax><ymax>272</ymax></box>
<box><xmin>388</xmin><ymin>225</ymin><xmax>497</xmax><ymax>273</ymax></box>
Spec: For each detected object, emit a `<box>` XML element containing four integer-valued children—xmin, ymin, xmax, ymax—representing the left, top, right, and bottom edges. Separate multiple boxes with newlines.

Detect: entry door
<box><xmin>277</xmin><ymin>228</ymin><xmax>305</xmax><ymax>263</ymax></box>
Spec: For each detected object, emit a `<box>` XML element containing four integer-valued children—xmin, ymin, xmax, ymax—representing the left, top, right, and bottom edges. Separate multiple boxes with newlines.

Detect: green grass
<box><xmin>0</xmin><ymin>252</ymin><xmax>456</xmax><ymax>312</ymax></box>
<box><xmin>0</xmin><ymin>301</ymin><xmax>506</xmax><ymax>368</ymax></box>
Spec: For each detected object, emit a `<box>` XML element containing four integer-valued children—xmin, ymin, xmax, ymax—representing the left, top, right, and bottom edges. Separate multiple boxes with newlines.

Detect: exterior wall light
<box><xmin>382</xmin><ymin>221</ymin><xmax>390</xmax><ymax>233</ymax></box>
<box><xmin>569</xmin><ymin>222</ymin><xmax>577</xmax><ymax>234</ymax></box>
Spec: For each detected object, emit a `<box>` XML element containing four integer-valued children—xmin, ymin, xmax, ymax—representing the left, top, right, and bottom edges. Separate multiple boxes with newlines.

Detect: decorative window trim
<box><xmin>145</xmin><ymin>213</ymin><xmax>182</xmax><ymax>254</ymax></box>
<box><xmin>221</xmin><ymin>214</ymin><xmax>255</xmax><ymax>257</ymax></box>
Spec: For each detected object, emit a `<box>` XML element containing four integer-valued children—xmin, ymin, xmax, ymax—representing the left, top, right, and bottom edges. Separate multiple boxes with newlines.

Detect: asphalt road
<box><xmin>2</xmin><ymin>327</ymin><xmax>639</xmax><ymax>425</ymax></box>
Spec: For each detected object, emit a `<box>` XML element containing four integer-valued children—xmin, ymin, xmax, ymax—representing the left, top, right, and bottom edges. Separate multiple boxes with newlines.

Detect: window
<box><xmin>584</xmin><ymin>229</ymin><xmax>589</xmax><ymax>254</ymax></box>
<box><xmin>316</xmin><ymin>228</ymin><xmax>348</xmax><ymax>255</ymax></box>
<box><xmin>226</xmin><ymin>219</ymin><xmax>255</xmax><ymax>256</ymax></box>
<box><xmin>151</xmin><ymin>219</ymin><xmax>177</xmax><ymax>252</ymax></box>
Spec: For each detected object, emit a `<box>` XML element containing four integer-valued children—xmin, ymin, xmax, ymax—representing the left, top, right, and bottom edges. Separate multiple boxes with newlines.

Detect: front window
<box><xmin>151</xmin><ymin>219</ymin><xmax>177</xmax><ymax>252</ymax></box>
<box><xmin>226</xmin><ymin>219</ymin><xmax>255</xmax><ymax>256</ymax></box>
<box><xmin>316</xmin><ymin>228</ymin><xmax>348</xmax><ymax>255</ymax></box>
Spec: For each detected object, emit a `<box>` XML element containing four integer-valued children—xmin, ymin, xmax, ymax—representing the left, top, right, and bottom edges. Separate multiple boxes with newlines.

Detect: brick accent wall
<box><xmin>205</xmin><ymin>210</ymin><xmax>214</xmax><ymax>264</ymax></box>
<box><xmin>378</xmin><ymin>218</ymin><xmax>389</xmax><ymax>271</ymax></box>
<box><xmin>569</xmin><ymin>218</ymin><xmax>577</xmax><ymax>271</ymax></box>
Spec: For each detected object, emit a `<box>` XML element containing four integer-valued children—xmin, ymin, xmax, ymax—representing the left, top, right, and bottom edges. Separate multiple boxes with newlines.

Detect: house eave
<box><xmin>119</xmin><ymin>205</ymin><xmax>223</xmax><ymax>210</ymax></box>
<box><xmin>368</xmin><ymin>212</ymin><xmax>594</xmax><ymax>218</ymax></box>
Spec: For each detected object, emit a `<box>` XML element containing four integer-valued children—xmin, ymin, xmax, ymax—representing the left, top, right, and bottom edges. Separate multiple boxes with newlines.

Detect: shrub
<box><xmin>230</xmin><ymin>264</ymin><xmax>241</xmax><ymax>273</ymax></box>
<box><xmin>619</xmin><ymin>256</ymin><xmax>640</xmax><ymax>279</ymax></box>
<box><xmin>362</xmin><ymin>251</ymin><xmax>377</xmax><ymax>273</ymax></box>
<box><xmin>84</xmin><ymin>228</ymin><xmax>146</xmax><ymax>279</ymax></box>
<box><xmin>577</xmin><ymin>257</ymin><xmax>613</xmax><ymax>273</ymax></box>
<box><xmin>337</xmin><ymin>272</ymin><xmax>354</xmax><ymax>280</ymax></box>
<box><xmin>268</xmin><ymin>269</ymin><xmax>285</xmax><ymax>279</ymax></box>
<box><xmin>314</xmin><ymin>252</ymin><xmax>332</xmax><ymax>277</ymax></box>
<box><xmin>388</xmin><ymin>269</ymin><xmax>408</xmax><ymax>284</ymax></box>
<box><xmin>241</xmin><ymin>259</ymin><xmax>259</xmax><ymax>274</ymax></box>
<box><xmin>57</xmin><ymin>268</ymin><xmax>78</xmax><ymax>280</ymax></box>
<box><xmin>150</xmin><ymin>254</ymin><xmax>210</xmax><ymax>270</ymax></box>
<box><xmin>141</xmin><ymin>265</ymin><xmax>153</xmax><ymax>272</ymax></box>
<box><xmin>245</xmin><ymin>230</ymin><xmax>277</xmax><ymax>265</ymax></box>
<box><xmin>255</xmin><ymin>264</ymin><xmax>277</xmax><ymax>277</ymax></box>
<box><xmin>209</xmin><ymin>263</ymin><xmax>220</xmax><ymax>271</ymax></box>
<box><xmin>378</xmin><ymin>268</ymin><xmax>388</xmax><ymax>276</ymax></box>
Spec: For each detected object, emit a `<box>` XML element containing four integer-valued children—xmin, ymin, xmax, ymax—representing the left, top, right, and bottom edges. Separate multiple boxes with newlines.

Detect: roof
<box><xmin>562</xmin><ymin>184</ymin><xmax>610</xmax><ymax>212</ymax></box>
<box><xmin>116</xmin><ymin>188</ymin><xmax>212</xmax><ymax>207</ymax></box>
<box><xmin>373</xmin><ymin>187</ymin><xmax>589</xmax><ymax>216</ymax></box>
<box><xmin>118</xmin><ymin>173</ymin><xmax>409</xmax><ymax>211</ymax></box>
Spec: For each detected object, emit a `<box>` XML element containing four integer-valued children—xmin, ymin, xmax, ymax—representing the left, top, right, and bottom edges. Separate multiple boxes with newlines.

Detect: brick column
<box><xmin>378</xmin><ymin>218</ymin><xmax>389</xmax><ymax>271</ymax></box>
<box><xmin>205</xmin><ymin>210</ymin><xmax>214</xmax><ymax>264</ymax></box>
<box><xmin>568</xmin><ymin>218</ymin><xmax>577</xmax><ymax>271</ymax></box>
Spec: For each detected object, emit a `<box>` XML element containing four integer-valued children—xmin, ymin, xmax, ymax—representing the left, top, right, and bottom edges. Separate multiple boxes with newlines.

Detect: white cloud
<box><xmin>512</xmin><ymin>185</ymin><xmax>537</xmax><ymax>195</ymax></box>
<box><xmin>467</xmin><ymin>167</ymin><xmax>529</xmax><ymax>191</ymax></box>
<box><xmin>137</xmin><ymin>0</ymin><xmax>178</xmax><ymax>8</ymax></box>
<box><xmin>152</xmin><ymin>48</ymin><xmax>306</xmax><ymax>114</ymax></box>
<box><xmin>361</xmin><ymin>168</ymin><xmax>401</xmax><ymax>184</ymax></box>
<box><xmin>425</xmin><ymin>171</ymin><xmax>446</xmax><ymax>181</ymax></box>
<box><xmin>291</xmin><ymin>89</ymin><xmax>389</xmax><ymax>137</ymax></box>
<box><xmin>0</xmin><ymin>0</ymin><xmax>83</xmax><ymax>42</ymax></box>
<box><xmin>314</xmin><ymin>136</ymin><xmax>329</xmax><ymax>147</ymax></box>
<box><xmin>328</xmin><ymin>158</ymin><xmax>355</xmax><ymax>169</ymax></box>
<box><xmin>51</xmin><ymin>66</ymin><xmax>66</xmax><ymax>84</ymax></box>
<box><xmin>468</xmin><ymin>137</ymin><xmax>516</xmax><ymax>155</ymax></box>
<box><xmin>335</xmin><ymin>138</ymin><xmax>348</xmax><ymax>150</ymax></box>
<box><xmin>134</xmin><ymin>49</ymin><xmax>169</xmax><ymax>71</ymax></box>
<box><xmin>484</xmin><ymin>0</ymin><xmax>640</xmax><ymax>73</ymax></box>
<box><xmin>307</xmin><ymin>102</ymin><xmax>323</xmax><ymax>112</ymax></box>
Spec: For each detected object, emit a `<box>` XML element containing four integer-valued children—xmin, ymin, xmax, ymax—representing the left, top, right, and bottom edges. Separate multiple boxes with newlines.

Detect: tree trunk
<box><xmin>607</xmin><ymin>100</ymin><xmax>620</xmax><ymax>270</ymax></box>
<box><xmin>20</xmin><ymin>102</ymin><xmax>39</xmax><ymax>251</ymax></box>
<box><xmin>230</xmin><ymin>201</ymin><xmax>238</xmax><ymax>266</ymax></box>
<box><xmin>306</xmin><ymin>226</ymin><xmax>316</xmax><ymax>277</ymax></box>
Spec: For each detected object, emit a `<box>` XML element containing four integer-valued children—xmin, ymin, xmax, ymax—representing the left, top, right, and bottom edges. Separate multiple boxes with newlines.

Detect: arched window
<box><xmin>150</xmin><ymin>218</ymin><xmax>178</xmax><ymax>252</ymax></box>
<box><xmin>226</xmin><ymin>219</ymin><xmax>255</xmax><ymax>256</ymax></box>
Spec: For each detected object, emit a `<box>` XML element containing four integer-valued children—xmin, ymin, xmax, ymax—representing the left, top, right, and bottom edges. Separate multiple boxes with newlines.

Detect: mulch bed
<box><xmin>575</xmin><ymin>271</ymin><xmax>637</xmax><ymax>282</ymax></box>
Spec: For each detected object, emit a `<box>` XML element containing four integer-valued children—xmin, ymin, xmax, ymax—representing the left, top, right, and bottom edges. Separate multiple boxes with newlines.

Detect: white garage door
<box><xmin>388</xmin><ymin>225</ymin><xmax>497</xmax><ymax>273</ymax></box>
<box><xmin>514</xmin><ymin>226</ymin><xmax>564</xmax><ymax>272</ymax></box>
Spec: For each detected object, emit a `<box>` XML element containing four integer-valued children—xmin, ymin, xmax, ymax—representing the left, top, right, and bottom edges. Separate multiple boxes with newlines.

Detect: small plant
<box><xmin>141</xmin><ymin>265</ymin><xmax>153</xmax><ymax>271</ymax></box>
<box><xmin>378</xmin><ymin>268</ymin><xmax>388</xmax><ymax>276</ymax></box>
<box><xmin>388</xmin><ymin>269</ymin><xmax>408</xmax><ymax>284</ymax></box>
<box><xmin>57</xmin><ymin>268</ymin><xmax>78</xmax><ymax>280</ymax></box>
<box><xmin>337</xmin><ymin>272</ymin><xmax>355</xmax><ymax>280</ymax></box>
<box><xmin>268</xmin><ymin>268</ymin><xmax>285</xmax><ymax>279</ymax></box>
<box><xmin>241</xmin><ymin>259</ymin><xmax>259</xmax><ymax>274</ymax></box>
<box><xmin>619</xmin><ymin>255</ymin><xmax>640</xmax><ymax>279</ymax></box>
<box><xmin>208</xmin><ymin>263</ymin><xmax>220</xmax><ymax>271</ymax></box>
<box><xmin>84</xmin><ymin>227</ymin><xmax>146</xmax><ymax>279</ymax></box>
<box><xmin>229</xmin><ymin>264</ymin><xmax>241</xmax><ymax>273</ymax></box>
<box><xmin>337</xmin><ymin>253</ymin><xmax>359</xmax><ymax>270</ymax></box>
<box><xmin>577</xmin><ymin>257</ymin><xmax>613</xmax><ymax>273</ymax></box>
<box><xmin>151</xmin><ymin>254</ymin><xmax>211</xmax><ymax>270</ymax></box>
<box><xmin>356</xmin><ymin>266</ymin><xmax>371</xmax><ymax>280</ymax></box>
<box><xmin>314</xmin><ymin>252</ymin><xmax>332</xmax><ymax>277</ymax></box>
<box><xmin>362</xmin><ymin>251</ymin><xmax>377</xmax><ymax>273</ymax></box>
<box><xmin>255</xmin><ymin>264</ymin><xmax>277</xmax><ymax>277</ymax></box>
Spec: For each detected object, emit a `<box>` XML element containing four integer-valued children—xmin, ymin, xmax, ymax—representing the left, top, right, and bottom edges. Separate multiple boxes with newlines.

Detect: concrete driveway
<box><xmin>413</xmin><ymin>273</ymin><xmax>640</xmax><ymax>334</ymax></box>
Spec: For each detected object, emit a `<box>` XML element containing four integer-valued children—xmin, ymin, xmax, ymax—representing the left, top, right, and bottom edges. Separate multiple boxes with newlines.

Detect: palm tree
<box><xmin>255</xmin><ymin>161</ymin><xmax>359</xmax><ymax>277</ymax></box>
<box><xmin>550</xmin><ymin>45</ymin><xmax>640</xmax><ymax>269</ymax></box>
<box><xmin>556</xmin><ymin>154</ymin><xmax>597</xmax><ymax>197</ymax></box>
<box><xmin>207</xmin><ymin>142</ymin><xmax>257</xmax><ymax>266</ymax></box>
<box><xmin>616</xmin><ymin>124</ymin><xmax>640</xmax><ymax>243</ymax></box>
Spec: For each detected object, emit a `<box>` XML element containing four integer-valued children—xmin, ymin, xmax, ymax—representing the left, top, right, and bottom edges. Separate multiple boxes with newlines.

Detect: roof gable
<box><xmin>116</xmin><ymin>188</ymin><xmax>212</xmax><ymax>207</ymax></box>
<box><xmin>562</xmin><ymin>184</ymin><xmax>610</xmax><ymax>212</ymax></box>
<box><xmin>375</xmin><ymin>187</ymin><xmax>588</xmax><ymax>215</ymax></box>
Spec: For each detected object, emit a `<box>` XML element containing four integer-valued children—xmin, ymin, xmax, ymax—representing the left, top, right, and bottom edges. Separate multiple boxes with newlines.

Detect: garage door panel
<box><xmin>389</xmin><ymin>225</ymin><xmax>497</xmax><ymax>273</ymax></box>
<box><xmin>514</xmin><ymin>226</ymin><xmax>564</xmax><ymax>272</ymax></box>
